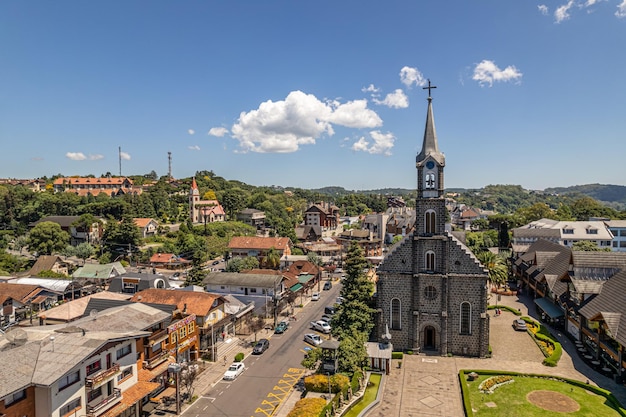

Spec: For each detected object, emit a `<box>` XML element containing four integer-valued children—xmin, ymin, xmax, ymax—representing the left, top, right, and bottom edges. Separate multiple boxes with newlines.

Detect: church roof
<box><xmin>416</xmin><ymin>96</ymin><xmax>445</xmax><ymax>166</ymax></box>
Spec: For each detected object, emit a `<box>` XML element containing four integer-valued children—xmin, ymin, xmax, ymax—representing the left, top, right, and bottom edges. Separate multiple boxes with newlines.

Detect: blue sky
<box><xmin>1</xmin><ymin>1</ymin><xmax>625</xmax><ymax>191</ymax></box>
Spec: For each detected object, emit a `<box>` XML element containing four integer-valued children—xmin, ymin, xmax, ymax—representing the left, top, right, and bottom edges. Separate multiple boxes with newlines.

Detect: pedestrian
<box><xmin>223</xmin><ymin>356</ymin><xmax>227</xmax><ymax>366</ymax></box>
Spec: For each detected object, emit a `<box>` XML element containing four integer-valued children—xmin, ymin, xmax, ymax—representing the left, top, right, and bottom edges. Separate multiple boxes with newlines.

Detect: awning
<box><xmin>290</xmin><ymin>283</ymin><xmax>303</xmax><ymax>292</ymax></box>
<box><xmin>534</xmin><ymin>297</ymin><xmax>564</xmax><ymax>319</ymax></box>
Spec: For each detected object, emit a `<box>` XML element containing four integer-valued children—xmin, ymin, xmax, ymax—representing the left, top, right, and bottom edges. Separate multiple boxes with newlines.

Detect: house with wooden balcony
<box><xmin>512</xmin><ymin>239</ymin><xmax>626</xmax><ymax>382</ymax></box>
<box><xmin>130</xmin><ymin>288</ymin><xmax>224</xmax><ymax>362</ymax></box>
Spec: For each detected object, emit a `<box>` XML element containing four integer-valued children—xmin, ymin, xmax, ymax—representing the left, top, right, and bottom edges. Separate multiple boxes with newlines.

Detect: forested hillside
<box><xmin>544</xmin><ymin>184</ymin><xmax>626</xmax><ymax>210</ymax></box>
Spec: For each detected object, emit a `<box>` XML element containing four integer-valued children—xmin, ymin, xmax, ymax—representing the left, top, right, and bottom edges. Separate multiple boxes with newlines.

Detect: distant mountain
<box><xmin>544</xmin><ymin>184</ymin><xmax>626</xmax><ymax>209</ymax></box>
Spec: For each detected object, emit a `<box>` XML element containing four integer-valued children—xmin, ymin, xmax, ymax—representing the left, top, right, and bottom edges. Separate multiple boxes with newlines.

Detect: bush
<box><xmin>234</xmin><ymin>352</ymin><xmax>244</xmax><ymax>362</ymax></box>
<box><xmin>391</xmin><ymin>351</ymin><xmax>403</xmax><ymax>360</ymax></box>
<box><xmin>303</xmin><ymin>373</ymin><xmax>350</xmax><ymax>393</ymax></box>
<box><xmin>286</xmin><ymin>397</ymin><xmax>326</xmax><ymax>417</ymax></box>
<box><xmin>488</xmin><ymin>304</ymin><xmax>522</xmax><ymax>316</ymax></box>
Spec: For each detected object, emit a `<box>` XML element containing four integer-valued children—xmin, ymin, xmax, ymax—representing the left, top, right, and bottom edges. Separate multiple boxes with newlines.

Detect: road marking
<box><xmin>422</xmin><ymin>358</ymin><xmax>438</xmax><ymax>363</ymax></box>
<box><xmin>252</xmin><ymin>368</ymin><xmax>306</xmax><ymax>416</ymax></box>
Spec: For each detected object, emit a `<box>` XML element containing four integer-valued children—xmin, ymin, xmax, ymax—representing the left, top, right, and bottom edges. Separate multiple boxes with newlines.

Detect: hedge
<box><xmin>287</xmin><ymin>397</ymin><xmax>327</xmax><ymax>417</ymax></box>
<box><xmin>487</xmin><ymin>304</ymin><xmax>522</xmax><ymax>316</ymax></box>
<box><xmin>391</xmin><ymin>352</ymin><xmax>403</xmax><ymax>360</ymax></box>
<box><xmin>520</xmin><ymin>317</ymin><xmax>563</xmax><ymax>366</ymax></box>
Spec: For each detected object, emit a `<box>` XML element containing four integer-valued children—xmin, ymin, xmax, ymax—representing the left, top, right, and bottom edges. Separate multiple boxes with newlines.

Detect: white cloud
<box><xmin>208</xmin><ymin>127</ymin><xmax>229</xmax><ymax>137</ymax></box>
<box><xmin>400</xmin><ymin>66</ymin><xmax>427</xmax><ymax>88</ymax></box>
<box><xmin>617</xmin><ymin>0</ymin><xmax>626</xmax><ymax>17</ymax></box>
<box><xmin>120</xmin><ymin>152</ymin><xmax>131</xmax><ymax>160</ymax></box>
<box><xmin>361</xmin><ymin>84</ymin><xmax>380</xmax><ymax>93</ymax></box>
<box><xmin>88</xmin><ymin>154</ymin><xmax>104</xmax><ymax>160</ymax></box>
<box><xmin>66</xmin><ymin>152</ymin><xmax>87</xmax><ymax>161</ymax></box>
<box><xmin>188</xmin><ymin>129</ymin><xmax>195</xmax><ymax>135</ymax></box>
<box><xmin>538</xmin><ymin>4</ymin><xmax>549</xmax><ymax>15</ymax></box>
<box><xmin>231</xmin><ymin>90</ymin><xmax>382</xmax><ymax>153</ymax></box>
<box><xmin>373</xmin><ymin>89</ymin><xmax>409</xmax><ymax>108</ymax></box>
<box><xmin>472</xmin><ymin>60</ymin><xmax>523</xmax><ymax>87</ymax></box>
<box><xmin>555</xmin><ymin>0</ymin><xmax>574</xmax><ymax>23</ymax></box>
<box><xmin>327</xmin><ymin>99</ymin><xmax>382</xmax><ymax>128</ymax></box>
<box><xmin>188</xmin><ymin>145</ymin><xmax>201</xmax><ymax>151</ymax></box>
<box><xmin>351</xmin><ymin>131</ymin><xmax>395</xmax><ymax>156</ymax></box>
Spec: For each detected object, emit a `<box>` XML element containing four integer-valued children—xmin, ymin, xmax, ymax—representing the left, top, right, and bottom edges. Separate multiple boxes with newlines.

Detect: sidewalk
<box><xmin>146</xmin><ymin>294</ymin><xmax>315</xmax><ymax>416</ymax></box>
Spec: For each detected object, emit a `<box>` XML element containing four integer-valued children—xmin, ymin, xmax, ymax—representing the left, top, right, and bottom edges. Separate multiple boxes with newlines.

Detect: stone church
<box><xmin>375</xmin><ymin>84</ymin><xmax>490</xmax><ymax>357</ymax></box>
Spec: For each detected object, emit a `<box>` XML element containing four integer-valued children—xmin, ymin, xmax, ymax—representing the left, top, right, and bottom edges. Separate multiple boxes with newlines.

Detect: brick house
<box><xmin>376</xmin><ymin>90</ymin><xmax>490</xmax><ymax>357</ymax></box>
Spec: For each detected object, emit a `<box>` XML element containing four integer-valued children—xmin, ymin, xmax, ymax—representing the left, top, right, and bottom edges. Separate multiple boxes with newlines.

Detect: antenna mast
<box><xmin>168</xmin><ymin>151</ymin><xmax>172</xmax><ymax>179</ymax></box>
<box><xmin>118</xmin><ymin>146</ymin><xmax>122</xmax><ymax>176</ymax></box>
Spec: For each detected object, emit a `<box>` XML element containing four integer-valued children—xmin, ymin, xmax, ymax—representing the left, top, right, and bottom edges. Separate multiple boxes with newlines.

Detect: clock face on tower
<box><xmin>426</xmin><ymin>160</ymin><xmax>435</xmax><ymax>169</ymax></box>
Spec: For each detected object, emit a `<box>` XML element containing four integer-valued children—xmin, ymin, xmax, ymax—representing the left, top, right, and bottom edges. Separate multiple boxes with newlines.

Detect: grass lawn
<box><xmin>466</xmin><ymin>375</ymin><xmax>622</xmax><ymax>417</ymax></box>
<box><xmin>342</xmin><ymin>373</ymin><xmax>382</xmax><ymax>417</ymax></box>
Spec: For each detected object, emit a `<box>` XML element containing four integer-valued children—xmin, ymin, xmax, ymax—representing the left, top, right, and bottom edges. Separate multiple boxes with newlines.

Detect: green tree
<box><xmin>476</xmin><ymin>251</ymin><xmax>509</xmax><ymax>289</ymax></box>
<box><xmin>27</xmin><ymin>221</ymin><xmax>70</xmax><ymax>255</ymax></box>
<box><xmin>74</xmin><ymin>242</ymin><xmax>95</xmax><ymax>265</ymax></box>
<box><xmin>572</xmin><ymin>241</ymin><xmax>611</xmax><ymax>252</ymax></box>
<box><xmin>263</xmin><ymin>247</ymin><xmax>281</xmax><ymax>270</ymax></box>
<box><xmin>336</xmin><ymin>330</ymin><xmax>368</xmax><ymax>374</ymax></box>
<box><xmin>225</xmin><ymin>257</ymin><xmax>260</xmax><ymax>272</ymax></box>
<box><xmin>221</xmin><ymin>188</ymin><xmax>248</xmax><ymax>219</ymax></box>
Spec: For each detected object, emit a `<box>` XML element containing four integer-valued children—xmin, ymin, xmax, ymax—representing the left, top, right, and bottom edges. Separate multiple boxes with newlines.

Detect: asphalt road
<box><xmin>183</xmin><ymin>280</ymin><xmax>342</xmax><ymax>417</ymax></box>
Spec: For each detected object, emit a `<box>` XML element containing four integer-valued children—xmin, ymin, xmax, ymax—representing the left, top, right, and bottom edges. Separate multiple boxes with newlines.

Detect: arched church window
<box><xmin>425</xmin><ymin>211</ymin><xmax>436</xmax><ymax>234</ymax></box>
<box><xmin>391</xmin><ymin>298</ymin><xmax>401</xmax><ymax>330</ymax></box>
<box><xmin>460</xmin><ymin>302</ymin><xmax>471</xmax><ymax>335</ymax></box>
<box><xmin>425</xmin><ymin>251</ymin><xmax>435</xmax><ymax>271</ymax></box>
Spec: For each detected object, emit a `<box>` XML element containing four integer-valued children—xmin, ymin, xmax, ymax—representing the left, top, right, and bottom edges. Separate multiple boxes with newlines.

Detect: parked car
<box><xmin>319</xmin><ymin>316</ymin><xmax>331</xmax><ymax>324</ymax></box>
<box><xmin>172</xmin><ymin>272</ymin><xmax>181</xmax><ymax>278</ymax></box>
<box><xmin>311</xmin><ymin>292</ymin><xmax>320</xmax><ymax>301</ymax></box>
<box><xmin>212</xmin><ymin>260</ymin><xmax>221</xmax><ymax>265</ymax></box>
<box><xmin>274</xmin><ymin>321</ymin><xmax>289</xmax><ymax>334</ymax></box>
<box><xmin>324</xmin><ymin>306</ymin><xmax>335</xmax><ymax>316</ymax></box>
<box><xmin>323</xmin><ymin>281</ymin><xmax>332</xmax><ymax>291</ymax></box>
<box><xmin>335</xmin><ymin>296</ymin><xmax>345</xmax><ymax>304</ymax></box>
<box><xmin>253</xmin><ymin>338</ymin><xmax>270</xmax><ymax>354</ymax></box>
<box><xmin>310</xmin><ymin>320</ymin><xmax>331</xmax><ymax>334</ymax></box>
<box><xmin>223</xmin><ymin>362</ymin><xmax>245</xmax><ymax>380</ymax></box>
<box><xmin>512</xmin><ymin>319</ymin><xmax>528</xmax><ymax>331</ymax></box>
<box><xmin>304</xmin><ymin>333</ymin><xmax>323</xmax><ymax>346</ymax></box>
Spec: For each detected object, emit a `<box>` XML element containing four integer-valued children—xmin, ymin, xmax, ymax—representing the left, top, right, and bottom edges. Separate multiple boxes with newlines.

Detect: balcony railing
<box><xmin>87</xmin><ymin>388</ymin><xmax>121</xmax><ymax>416</ymax></box>
<box><xmin>144</xmin><ymin>349</ymin><xmax>170</xmax><ymax>369</ymax></box>
<box><xmin>85</xmin><ymin>363</ymin><xmax>120</xmax><ymax>388</ymax></box>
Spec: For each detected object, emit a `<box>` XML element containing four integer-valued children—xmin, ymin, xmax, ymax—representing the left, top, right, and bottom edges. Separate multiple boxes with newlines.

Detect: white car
<box><xmin>223</xmin><ymin>362</ymin><xmax>245</xmax><ymax>380</ymax></box>
<box><xmin>310</xmin><ymin>320</ymin><xmax>331</xmax><ymax>334</ymax></box>
<box><xmin>311</xmin><ymin>292</ymin><xmax>320</xmax><ymax>301</ymax></box>
<box><xmin>304</xmin><ymin>333</ymin><xmax>323</xmax><ymax>346</ymax></box>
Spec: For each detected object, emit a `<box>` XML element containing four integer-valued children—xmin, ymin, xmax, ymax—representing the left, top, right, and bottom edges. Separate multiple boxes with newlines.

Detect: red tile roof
<box><xmin>130</xmin><ymin>289</ymin><xmax>221</xmax><ymax>317</ymax></box>
<box><xmin>228</xmin><ymin>236</ymin><xmax>291</xmax><ymax>251</ymax></box>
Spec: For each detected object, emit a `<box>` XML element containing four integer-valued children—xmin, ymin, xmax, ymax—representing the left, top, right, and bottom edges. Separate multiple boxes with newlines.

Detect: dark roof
<box><xmin>512</xmin><ymin>228</ymin><xmax>561</xmax><ymax>238</ymax></box>
<box><xmin>30</xmin><ymin>215</ymin><xmax>82</xmax><ymax>228</ymax></box>
<box><xmin>578</xmin><ymin>270</ymin><xmax>626</xmax><ymax>347</ymax></box>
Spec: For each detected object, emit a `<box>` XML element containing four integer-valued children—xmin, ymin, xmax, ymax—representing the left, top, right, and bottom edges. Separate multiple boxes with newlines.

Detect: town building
<box><xmin>512</xmin><ymin>239</ymin><xmax>626</xmax><ymax>381</ymax></box>
<box><xmin>512</xmin><ymin>218</ymin><xmax>614</xmax><ymax>251</ymax></box>
<box><xmin>375</xmin><ymin>85</ymin><xmax>490</xmax><ymax>357</ymax></box>
<box><xmin>52</xmin><ymin>176</ymin><xmax>139</xmax><ymax>197</ymax></box>
<box><xmin>227</xmin><ymin>236</ymin><xmax>292</xmax><ymax>264</ymax></box>
<box><xmin>605</xmin><ymin>220</ymin><xmax>626</xmax><ymax>252</ymax></box>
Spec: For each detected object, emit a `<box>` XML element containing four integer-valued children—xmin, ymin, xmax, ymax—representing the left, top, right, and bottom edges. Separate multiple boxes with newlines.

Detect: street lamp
<box><xmin>327</xmin><ymin>372</ymin><xmax>332</xmax><ymax>399</ymax></box>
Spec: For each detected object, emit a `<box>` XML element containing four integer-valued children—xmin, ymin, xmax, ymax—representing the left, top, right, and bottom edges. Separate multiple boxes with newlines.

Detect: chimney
<box><xmin>183</xmin><ymin>303</ymin><xmax>187</xmax><ymax>314</ymax></box>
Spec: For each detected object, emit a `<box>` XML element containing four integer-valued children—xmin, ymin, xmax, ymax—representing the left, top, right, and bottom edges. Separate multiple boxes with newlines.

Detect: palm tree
<box><xmin>477</xmin><ymin>250</ymin><xmax>508</xmax><ymax>290</ymax></box>
<box><xmin>263</xmin><ymin>247</ymin><xmax>281</xmax><ymax>270</ymax></box>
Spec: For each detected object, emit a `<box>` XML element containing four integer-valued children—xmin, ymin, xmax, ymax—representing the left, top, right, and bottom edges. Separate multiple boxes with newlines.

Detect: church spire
<box><xmin>416</xmin><ymin>80</ymin><xmax>445</xmax><ymax>166</ymax></box>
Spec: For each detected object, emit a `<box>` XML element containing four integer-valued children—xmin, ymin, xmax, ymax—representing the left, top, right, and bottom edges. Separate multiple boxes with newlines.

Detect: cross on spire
<box><xmin>422</xmin><ymin>79</ymin><xmax>437</xmax><ymax>98</ymax></box>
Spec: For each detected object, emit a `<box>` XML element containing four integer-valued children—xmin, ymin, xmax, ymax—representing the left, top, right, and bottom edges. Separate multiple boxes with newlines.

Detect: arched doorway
<box><xmin>424</xmin><ymin>326</ymin><xmax>436</xmax><ymax>350</ymax></box>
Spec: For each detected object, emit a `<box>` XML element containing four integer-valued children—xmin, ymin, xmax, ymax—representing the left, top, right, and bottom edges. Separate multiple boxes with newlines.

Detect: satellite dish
<box><xmin>4</xmin><ymin>327</ymin><xmax>27</xmax><ymax>345</ymax></box>
<box><xmin>90</xmin><ymin>309</ymin><xmax>99</xmax><ymax>320</ymax></box>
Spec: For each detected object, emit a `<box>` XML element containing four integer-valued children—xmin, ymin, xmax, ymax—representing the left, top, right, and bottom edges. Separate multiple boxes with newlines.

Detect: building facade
<box><xmin>375</xmin><ymin>86</ymin><xmax>490</xmax><ymax>357</ymax></box>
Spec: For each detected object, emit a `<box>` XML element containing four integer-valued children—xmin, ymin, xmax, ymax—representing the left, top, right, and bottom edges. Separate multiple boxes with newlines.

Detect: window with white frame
<box><xmin>4</xmin><ymin>389</ymin><xmax>26</xmax><ymax>406</ymax></box>
<box><xmin>116</xmin><ymin>344</ymin><xmax>132</xmax><ymax>359</ymax></box>
<box><xmin>59</xmin><ymin>370</ymin><xmax>80</xmax><ymax>390</ymax></box>
<box><xmin>60</xmin><ymin>398</ymin><xmax>81</xmax><ymax>415</ymax></box>
<box><xmin>390</xmin><ymin>298</ymin><xmax>401</xmax><ymax>330</ymax></box>
<box><xmin>460</xmin><ymin>302</ymin><xmax>471</xmax><ymax>335</ymax></box>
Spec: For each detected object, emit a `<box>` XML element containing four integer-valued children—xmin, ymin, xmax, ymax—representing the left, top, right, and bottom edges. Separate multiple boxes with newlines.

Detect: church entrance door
<box><xmin>424</xmin><ymin>326</ymin><xmax>436</xmax><ymax>350</ymax></box>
